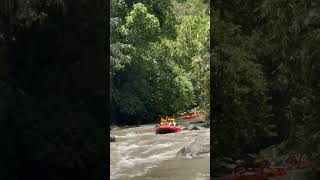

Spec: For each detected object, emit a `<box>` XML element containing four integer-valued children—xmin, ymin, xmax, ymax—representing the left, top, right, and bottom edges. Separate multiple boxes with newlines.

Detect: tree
<box><xmin>212</xmin><ymin>8</ymin><xmax>273</xmax><ymax>156</ymax></box>
<box><xmin>121</xmin><ymin>3</ymin><xmax>160</xmax><ymax>46</ymax></box>
<box><xmin>111</xmin><ymin>0</ymin><xmax>209</xmax><ymax>125</ymax></box>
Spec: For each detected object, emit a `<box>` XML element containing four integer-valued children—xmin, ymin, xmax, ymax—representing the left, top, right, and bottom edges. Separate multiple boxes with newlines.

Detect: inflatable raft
<box><xmin>154</xmin><ymin>125</ymin><xmax>182</xmax><ymax>134</ymax></box>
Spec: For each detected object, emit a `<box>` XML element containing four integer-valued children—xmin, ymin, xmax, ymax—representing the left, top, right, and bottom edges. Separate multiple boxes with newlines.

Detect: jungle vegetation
<box><xmin>212</xmin><ymin>0</ymin><xmax>320</xmax><ymax>159</ymax></box>
<box><xmin>111</xmin><ymin>0</ymin><xmax>210</xmax><ymax>125</ymax></box>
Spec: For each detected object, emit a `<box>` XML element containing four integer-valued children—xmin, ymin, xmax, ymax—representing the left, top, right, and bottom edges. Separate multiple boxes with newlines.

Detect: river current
<box><xmin>110</xmin><ymin>124</ymin><xmax>210</xmax><ymax>180</ymax></box>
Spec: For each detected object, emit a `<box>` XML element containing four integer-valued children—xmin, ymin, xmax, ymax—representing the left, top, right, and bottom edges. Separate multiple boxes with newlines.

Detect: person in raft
<box><xmin>160</xmin><ymin>117</ymin><xmax>168</xmax><ymax>125</ymax></box>
<box><xmin>168</xmin><ymin>117</ymin><xmax>176</xmax><ymax>126</ymax></box>
<box><xmin>168</xmin><ymin>117</ymin><xmax>172</xmax><ymax>126</ymax></box>
<box><xmin>171</xmin><ymin>118</ymin><xmax>176</xmax><ymax>126</ymax></box>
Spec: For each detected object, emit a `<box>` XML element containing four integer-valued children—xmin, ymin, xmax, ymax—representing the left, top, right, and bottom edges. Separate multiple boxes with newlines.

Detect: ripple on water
<box><xmin>110</xmin><ymin>125</ymin><xmax>210</xmax><ymax>180</ymax></box>
<box><xmin>111</xmin><ymin>150</ymin><xmax>178</xmax><ymax>179</ymax></box>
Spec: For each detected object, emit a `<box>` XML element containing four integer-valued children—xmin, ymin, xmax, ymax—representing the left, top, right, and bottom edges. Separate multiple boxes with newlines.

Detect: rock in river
<box><xmin>177</xmin><ymin>132</ymin><xmax>210</xmax><ymax>158</ymax></box>
<box><xmin>189</xmin><ymin>125</ymin><xmax>200</xmax><ymax>130</ymax></box>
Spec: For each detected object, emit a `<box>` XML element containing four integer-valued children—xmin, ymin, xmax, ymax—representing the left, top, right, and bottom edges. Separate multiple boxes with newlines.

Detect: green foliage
<box><xmin>212</xmin><ymin>0</ymin><xmax>320</xmax><ymax>158</ymax></box>
<box><xmin>212</xmin><ymin>7</ymin><xmax>273</xmax><ymax>156</ymax></box>
<box><xmin>123</xmin><ymin>0</ymin><xmax>177</xmax><ymax>39</ymax></box>
<box><xmin>121</xmin><ymin>3</ymin><xmax>160</xmax><ymax>45</ymax></box>
<box><xmin>172</xmin><ymin>1</ymin><xmax>210</xmax><ymax>110</ymax></box>
<box><xmin>259</xmin><ymin>0</ymin><xmax>320</xmax><ymax>154</ymax></box>
<box><xmin>111</xmin><ymin>0</ymin><xmax>128</xmax><ymax>18</ymax></box>
<box><xmin>146</xmin><ymin>40</ymin><xmax>196</xmax><ymax>113</ymax></box>
<box><xmin>110</xmin><ymin>42</ymin><xmax>134</xmax><ymax>73</ymax></box>
<box><xmin>111</xmin><ymin>0</ymin><xmax>209</xmax><ymax>124</ymax></box>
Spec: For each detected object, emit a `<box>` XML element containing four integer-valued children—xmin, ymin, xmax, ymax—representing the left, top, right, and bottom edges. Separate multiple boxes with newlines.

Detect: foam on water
<box><xmin>121</xmin><ymin>150</ymin><xmax>177</xmax><ymax>166</ymax></box>
<box><xmin>111</xmin><ymin>149</ymin><xmax>178</xmax><ymax>179</ymax></box>
<box><xmin>111</xmin><ymin>125</ymin><xmax>210</xmax><ymax>179</ymax></box>
<box><xmin>124</xmin><ymin>132</ymin><xmax>154</xmax><ymax>138</ymax></box>
<box><xmin>111</xmin><ymin>130</ymin><xmax>181</xmax><ymax>179</ymax></box>
<box><xmin>141</xmin><ymin>142</ymin><xmax>175</xmax><ymax>154</ymax></box>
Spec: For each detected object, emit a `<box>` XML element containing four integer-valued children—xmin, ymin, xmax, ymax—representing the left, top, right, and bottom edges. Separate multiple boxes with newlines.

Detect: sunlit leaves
<box><xmin>121</xmin><ymin>3</ymin><xmax>160</xmax><ymax>45</ymax></box>
<box><xmin>110</xmin><ymin>43</ymin><xmax>134</xmax><ymax>74</ymax></box>
<box><xmin>169</xmin><ymin>7</ymin><xmax>210</xmax><ymax>110</ymax></box>
<box><xmin>111</xmin><ymin>0</ymin><xmax>209</xmax><ymax>124</ymax></box>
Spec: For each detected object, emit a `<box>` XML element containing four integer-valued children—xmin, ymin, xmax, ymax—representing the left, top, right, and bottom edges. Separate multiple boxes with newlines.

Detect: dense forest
<box><xmin>212</xmin><ymin>0</ymin><xmax>320</xmax><ymax>162</ymax></box>
<box><xmin>1</xmin><ymin>1</ymin><xmax>106</xmax><ymax>179</ymax></box>
<box><xmin>111</xmin><ymin>0</ymin><xmax>210</xmax><ymax>125</ymax></box>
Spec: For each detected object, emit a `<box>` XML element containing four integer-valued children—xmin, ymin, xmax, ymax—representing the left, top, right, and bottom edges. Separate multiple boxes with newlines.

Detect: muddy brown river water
<box><xmin>110</xmin><ymin>124</ymin><xmax>210</xmax><ymax>180</ymax></box>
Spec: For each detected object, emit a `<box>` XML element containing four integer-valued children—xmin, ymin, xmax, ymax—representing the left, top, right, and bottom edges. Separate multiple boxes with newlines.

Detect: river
<box><xmin>110</xmin><ymin>124</ymin><xmax>210</xmax><ymax>180</ymax></box>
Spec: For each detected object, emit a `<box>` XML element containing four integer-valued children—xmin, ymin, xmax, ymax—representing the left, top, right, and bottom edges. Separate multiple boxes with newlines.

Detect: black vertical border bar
<box><xmin>105</xmin><ymin>0</ymin><xmax>111</xmax><ymax>178</ymax></box>
<box><xmin>210</xmin><ymin>0</ymin><xmax>215</xmax><ymax>179</ymax></box>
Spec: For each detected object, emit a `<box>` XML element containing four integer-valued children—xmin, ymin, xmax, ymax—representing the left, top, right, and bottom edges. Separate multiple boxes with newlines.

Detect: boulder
<box><xmin>177</xmin><ymin>132</ymin><xmax>210</xmax><ymax>158</ymax></box>
<box><xmin>189</xmin><ymin>125</ymin><xmax>200</xmax><ymax>130</ymax></box>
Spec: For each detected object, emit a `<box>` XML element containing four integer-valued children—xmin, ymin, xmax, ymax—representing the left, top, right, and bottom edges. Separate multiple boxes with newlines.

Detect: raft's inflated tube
<box><xmin>154</xmin><ymin>125</ymin><xmax>182</xmax><ymax>134</ymax></box>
